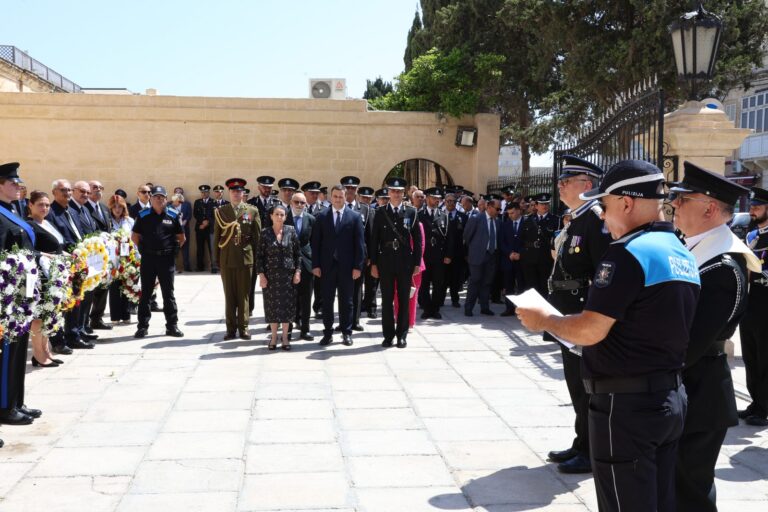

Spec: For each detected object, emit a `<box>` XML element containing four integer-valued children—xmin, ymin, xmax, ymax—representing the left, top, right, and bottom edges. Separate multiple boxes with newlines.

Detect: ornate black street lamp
<box><xmin>669</xmin><ymin>2</ymin><xmax>723</xmax><ymax>100</ymax></box>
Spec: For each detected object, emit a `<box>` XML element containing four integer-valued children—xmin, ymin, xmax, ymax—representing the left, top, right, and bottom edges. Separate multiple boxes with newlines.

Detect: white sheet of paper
<box><xmin>26</xmin><ymin>272</ymin><xmax>37</xmax><ymax>298</ymax></box>
<box><xmin>507</xmin><ymin>288</ymin><xmax>582</xmax><ymax>356</ymax></box>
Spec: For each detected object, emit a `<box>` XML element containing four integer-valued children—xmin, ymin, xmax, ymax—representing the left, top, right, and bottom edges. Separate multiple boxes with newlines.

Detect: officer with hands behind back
<box><xmin>132</xmin><ymin>186</ymin><xmax>186</xmax><ymax>339</ymax></box>
<box><xmin>517</xmin><ymin>160</ymin><xmax>700</xmax><ymax>512</ymax></box>
<box><xmin>545</xmin><ymin>155</ymin><xmax>611</xmax><ymax>475</ymax></box>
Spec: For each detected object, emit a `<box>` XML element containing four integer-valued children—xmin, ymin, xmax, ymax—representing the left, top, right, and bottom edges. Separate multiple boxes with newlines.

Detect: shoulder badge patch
<box><xmin>594</xmin><ymin>262</ymin><xmax>615</xmax><ymax>288</ymax></box>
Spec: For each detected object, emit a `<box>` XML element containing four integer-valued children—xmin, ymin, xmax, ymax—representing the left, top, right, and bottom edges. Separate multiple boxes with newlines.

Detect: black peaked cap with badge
<box><xmin>212</xmin><ymin>185</ymin><xmax>225</xmax><ymax>192</ymax></box>
<box><xmin>581</xmin><ymin>159</ymin><xmax>666</xmax><ymax>200</ymax></box>
<box><xmin>668</xmin><ymin>161</ymin><xmax>749</xmax><ymax>205</ymax></box>
<box><xmin>301</xmin><ymin>181</ymin><xmax>321</xmax><ymax>192</ymax></box>
<box><xmin>533</xmin><ymin>193</ymin><xmax>552</xmax><ymax>203</ymax></box>
<box><xmin>424</xmin><ymin>187</ymin><xmax>443</xmax><ymax>198</ymax></box>
<box><xmin>750</xmin><ymin>186</ymin><xmax>768</xmax><ymax>206</ymax></box>
<box><xmin>560</xmin><ymin>155</ymin><xmax>604</xmax><ymax>179</ymax></box>
<box><xmin>0</xmin><ymin>162</ymin><xmax>23</xmax><ymax>182</ymax></box>
<box><xmin>150</xmin><ymin>185</ymin><xmax>167</xmax><ymax>197</ymax></box>
<box><xmin>358</xmin><ymin>186</ymin><xmax>374</xmax><ymax>197</ymax></box>
<box><xmin>385</xmin><ymin>177</ymin><xmax>407</xmax><ymax>190</ymax></box>
<box><xmin>340</xmin><ymin>176</ymin><xmax>360</xmax><ymax>187</ymax></box>
<box><xmin>278</xmin><ymin>178</ymin><xmax>299</xmax><ymax>190</ymax></box>
<box><xmin>198</xmin><ymin>184</ymin><xmax>211</xmax><ymax>192</ymax></box>
<box><xmin>257</xmin><ymin>176</ymin><xmax>276</xmax><ymax>187</ymax></box>
<box><xmin>225</xmin><ymin>178</ymin><xmax>247</xmax><ymax>191</ymax></box>
<box><xmin>375</xmin><ymin>188</ymin><xmax>389</xmax><ymax>198</ymax></box>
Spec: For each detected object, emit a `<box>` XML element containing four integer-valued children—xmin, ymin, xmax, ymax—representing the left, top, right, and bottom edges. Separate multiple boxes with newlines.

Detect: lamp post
<box><xmin>669</xmin><ymin>2</ymin><xmax>723</xmax><ymax>100</ymax></box>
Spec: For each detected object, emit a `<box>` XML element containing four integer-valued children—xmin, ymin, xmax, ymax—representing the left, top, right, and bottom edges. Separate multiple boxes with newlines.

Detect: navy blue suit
<box><xmin>311</xmin><ymin>207</ymin><xmax>365</xmax><ymax>336</ymax></box>
<box><xmin>499</xmin><ymin>217</ymin><xmax>524</xmax><ymax>309</ymax></box>
<box><xmin>463</xmin><ymin>213</ymin><xmax>501</xmax><ymax>312</ymax></box>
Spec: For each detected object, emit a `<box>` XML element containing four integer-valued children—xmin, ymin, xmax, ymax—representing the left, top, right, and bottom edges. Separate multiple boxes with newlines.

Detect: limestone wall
<box><xmin>0</xmin><ymin>93</ymin><xmax>500</xmax><ymax>200</ymax></box>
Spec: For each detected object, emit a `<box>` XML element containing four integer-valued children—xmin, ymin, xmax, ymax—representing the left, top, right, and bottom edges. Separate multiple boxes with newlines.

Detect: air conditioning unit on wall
<box><xmin>309</xmin><ymin>79</ymin><xmax>347</xmax><ymax>100</ymax></box>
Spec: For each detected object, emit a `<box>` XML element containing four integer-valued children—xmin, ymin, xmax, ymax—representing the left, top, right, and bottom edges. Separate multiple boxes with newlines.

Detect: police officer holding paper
<box><xmin>517</xmin><ymin>160</ymin><xmax>700</xmax><ymax>512</ymax></box>
<box><xmin>546</xmin><ymin>156</ymin><xmax>611</xmax><ymax>474</ymax></box>
<box><xmin>668</xmin><ymin>162</ymin><xmax>760</xmax><ymax>512</ymax></box>
<box><xmin>132</xmin><ymin>186</ymin><xmax>186</xmax><ymax>339</ymax></box>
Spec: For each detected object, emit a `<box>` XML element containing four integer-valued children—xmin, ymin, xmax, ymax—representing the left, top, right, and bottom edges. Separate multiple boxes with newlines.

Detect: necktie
<box><xmin>514</xmin><ymin>220</ymin><xmax>519</xmax><ymax>234</ymax></box>
<box><xmin>65</xmin><ymin>209</ymin><xmax>82</xmax><ymax>240</ymax></box>
<box><xmin>335</xmin><ymin>210</ymin><xmax>341</xmax><ymax>230</ymax></box>
<box><xmin>347</xmin><ymin>203</ymin><xmax>353</xmax><ymax>209</ymax></box>
<box><xmin>394</xmin><ymin>206</ymin><xmax>399</xmax><ymax>216</ymax></box>
<box><xmin>489</xmin><ymin>218</ymin><xmax>496</xmax><ymax>252</ymax></box>
<box><xmin>295</xmin><ymin>215</ymin><xmax>302</xmax><ymax>234</ymax></box>
<box><xmin>95</xmin><ymin>203</ymin><xmax>104</xmax><ymax>222</ymax></box>
<box><xmin>79</xmin><ymin>206</ymin><xmax>93</xmax><ymax>230</ymax></box>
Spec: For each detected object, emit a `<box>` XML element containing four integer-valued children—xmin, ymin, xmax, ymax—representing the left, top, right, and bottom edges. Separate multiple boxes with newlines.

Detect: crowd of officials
<box><xmin>3</xmin><ymin>157</ymin><xmax>768</xmax><ymax>512</ymax></box>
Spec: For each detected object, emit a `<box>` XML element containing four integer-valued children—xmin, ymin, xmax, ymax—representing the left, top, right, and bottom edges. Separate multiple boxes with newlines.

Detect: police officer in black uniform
<box><xmin>519</xmin><ymin>192</ymin><xmax>560</xmax><ymax>296</ymax></box>
<box><xmin>363</xmin><ymin>187</ymin><xmax>389</xmax><ymax>318</ymax></box>
<box><xmin>443</xmin><ymin>192</ymin><xmax>468</xmax><ymax>307</ymax></box>
<box><xmin>668</xmin><ymin>162</ymin><xmax>760</xmax><ymax>512</ymax></box>
<box><xmin>518</xmin><ymin>160</ymin><xmax>700</xmax><ymax>512</ymax></box>
<box><xmin>132</xmin><ymin>186</ymin><xmax>186</xmax><ymax>339</ymax></box>
<box><xmin>193</xmin><ymin>185</ymin><xmax>213</xmax><ymax>272</ymax></box>
<box><xmin>370</xmin><ymin>177</ymin><xmax>422</xmax><ymax>348</ymax></box>
<box><xmin>248</xmin><ymin>175</ymin><xmax>280</xmax><ymax>227</ymax></box>
<box><xmin>0</xmin><ymin>162</ymin><xmax>41</xmax><ymax>431</ymax></box>
<box><xmin>418</xmin><ymin>187</ymin><xmax>453</xmax><ymax>319</ymax></box>
<box><xmin>545</xmin><ymin>156</ymin><xmax>610</xmax><ymax>474</ymax></box>
<box><xmin>739</xmin><ymin>185</ymin><xmax>768</xmax><ymax>427</ymax></box>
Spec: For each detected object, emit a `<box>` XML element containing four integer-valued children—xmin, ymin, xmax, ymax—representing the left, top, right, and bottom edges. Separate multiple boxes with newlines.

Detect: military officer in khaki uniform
<box><xmin>214</xmin><ymin>178</ymin><xmax>262</xmax><ymax>340</ymax></box>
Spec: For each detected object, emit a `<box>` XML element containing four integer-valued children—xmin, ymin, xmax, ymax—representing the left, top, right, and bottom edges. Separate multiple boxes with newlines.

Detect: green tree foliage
<box><xmin>363</xmin><ymin>77</ymin><xmax>394</xmax><ymax>100</ymax></box>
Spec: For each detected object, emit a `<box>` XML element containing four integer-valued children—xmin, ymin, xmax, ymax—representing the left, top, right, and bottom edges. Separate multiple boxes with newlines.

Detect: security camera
<box><xmin>437</xmin><ymin>127</ymin><xmax>444</xmax><ymax>135</ymax></box>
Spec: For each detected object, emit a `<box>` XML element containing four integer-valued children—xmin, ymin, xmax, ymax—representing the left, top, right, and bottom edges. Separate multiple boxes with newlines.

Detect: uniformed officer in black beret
<box><xmin>0</xmin><ymin>162</ymin><xmax>40</xmax><ymax>431</ymax></box>
<box><xmin>518</xmin><ymin>160</ymin><xmax>700</xmax><ymax>512</ymax></box>
<box><xmin>545</xmin><ymin>155</ymin><xmax>610</xmax><ymax>474</ymax></box>
<box><xmin>668</xmin><ymin>161</ymin><xmax>760</xmax><ymax>511</ymax></box>
<box><xmin>132</xmin><ymin>186</ymin><xmax>186</xmax><ymax>339</ymax></box>
<box><xmin>370</xmin><ymin>177</ymin><xmax>422</xmax><ymax>347</ymax></box>
<box><xmin>739</xmin><ymin>185</ymin><xmax>768</xmax><ymax>428</ymax></box>
<box><xmin>418</xmin><ymin>187</ymin><xmax>453</xmax><ymax>319</ymax></box>
<box><xmin>519</xmin><ymin>192</ymin><xmax>560</xmax><ymax>296</ymax></box>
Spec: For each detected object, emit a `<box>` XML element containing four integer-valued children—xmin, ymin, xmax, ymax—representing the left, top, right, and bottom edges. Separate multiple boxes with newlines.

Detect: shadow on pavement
<box><xmin>428</xmin><ymin>465</ymin><xmax>579</xmax><ymax>510</ymax></box>
<box><xmin>306</xmin><ymin>343</ymin><xmax>384</xmax><ymax>360</ymax></box>
<box><xmin>142</xmin><ymin>336</ymin><xmax>212</xmax><ymax>349</ymax></box>
<box><xmin>184</xmin><ymin>319</ymin><xmax>223</xmax><ymax>326</ymax></box>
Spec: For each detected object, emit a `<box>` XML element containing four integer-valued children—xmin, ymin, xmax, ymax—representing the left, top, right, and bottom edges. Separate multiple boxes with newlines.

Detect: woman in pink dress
<box><xmin>394</xmin><ymin>221</ymin><xmax>426</xmax><ymax>328</ymax></box>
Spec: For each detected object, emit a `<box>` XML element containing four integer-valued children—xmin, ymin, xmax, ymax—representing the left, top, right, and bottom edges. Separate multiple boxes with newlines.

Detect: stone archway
<box><xmin>383</xmin><ymin>158</ymin><xmax>455</xmax><ymax>190</ymax></box>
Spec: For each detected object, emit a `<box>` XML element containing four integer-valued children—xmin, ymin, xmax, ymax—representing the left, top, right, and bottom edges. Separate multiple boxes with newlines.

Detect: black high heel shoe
<box><xmin>31</xmin><ymin>357</ymin><xmax>59</xmax><ymax>368</ymax></box>
<box><xmin>51</xmin><ymin>358</ymin><xmax>64</xmax><ymax>364</ymax></box>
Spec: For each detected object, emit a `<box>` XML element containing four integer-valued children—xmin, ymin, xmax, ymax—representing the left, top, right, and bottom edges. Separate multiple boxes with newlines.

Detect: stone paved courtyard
<box><xmin>1</xmin><ymin>273</ymin><xmax>766</xmax><ymax>511</ymax></box>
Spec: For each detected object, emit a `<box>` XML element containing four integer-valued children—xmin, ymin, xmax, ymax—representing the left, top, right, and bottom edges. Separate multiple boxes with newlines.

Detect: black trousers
<box><xmin>294</xmin><ymin>268</ymin><xmax>313</xmax><ymax>334</ymax></box>
<box><xmin>444</xmin><ymin>256</ymin><xmax>465</xmax><ymax>305</ymax></box>
<box><xmin>138</xmin><ymin>254</ymin><xmax>178</xmax><ymax>329</ymax></box>
<box><xmin>675</xmin><ymin>428</ymin><xmax>727</xmax><ymax>512</ymax></box>
<box><xmin>63</xmin><ymin>303</ymin><xmax>82</xmax><ymax>345</ymax></box>
<box><xmin>589</xmin><ymin>386</ymin><xmax>686</xmax><ymax>512</ymax></box>
<box><xmin>109</xmin><ymin>280</ymin><xmax>131</xmax><ymax>322</ymax></box>
<box><xmin>418</xmin><ymin>261</ymin><xmax>446</xmax><ymax>315</ymax></box>
<box><xmin>521</xmin><ymin>259</ymin><xmax>552</xmax><ymax>297</ymax></box>
<box><xmin>181</xmin><ymin>225</ymin><xmax>191</xmax><ymax>270</ymax></box>
<box><xmin>78</xmin><ymin>291</ymin><xmax>94</xmax><ymax>332</ymax></box>
<box><xmin>502</xmin><ymin>264</ymin><xmax>521</xmax><ymax>310</ymax></box>
<box><xmin>351</xmin><ymin>272</ymin><xmax>363</xmax><ymax>327</ymax></box>
<box><xmin>321</xmin><ymin>262</ymin><xmax>354</xmax><ymax>336</ymax></box>
<box><xmin>195</xmin><ymin>228</ymin><xmax>211</xmax><ymax>271</ymax></box>
<box><xmin>89</xmin><ymin>287</ymin><xmax>109</xmax><ymax>324</ymax></box>
<box><xmin>249</xmin><ymin>265</ymin><xmax>258</xmax><ymax>315</ymax></box>
<box><xmin>739</xmin><ymin>290</ymin><xmax>768</xmax><ymax>417</ymax></box>
<box><xmin>562</xmin><ymin>346</ymin><xmax>589</xmax><ymax>455</ymax></box>
<box><xmin>362</xmin><ymin>264</ymin><xmax>379</xmax><ymax>314</ymax></box>
<box><xmin>0</xmin><ymin>334</ymin><xmax>28</xmax><ymax>413</ymax></box>
<box><xmin>313</xmin><ymin>275</ymin><xmax>323</xmax><ymax>315</ymax></box>
<box><xmin>466</xmin><ymin>252</ymin><xmax>497</xmax><ymax>311</ymax></box>
<box><xmin>379</xmin><ymin>261</ymin><xmax>412</xmax><ymax>340</ymax></box>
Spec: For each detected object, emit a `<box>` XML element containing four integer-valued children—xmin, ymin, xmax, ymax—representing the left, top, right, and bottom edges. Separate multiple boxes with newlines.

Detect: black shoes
<box><xmin>464</xmin><ymin>310</ymin><xmax>474</xmax><ymax>317</ymax></box>
<box><xmin>745</xmin><ymin>415</ymin><xmax>768</xmax><ymax>427</ymax></box>
<box><xmin>557</xmin><ymin>453</ymin><xmax>592</xmax><ymax>474</ymax></box>
<box><xmin>381</xmin><ymin>338</ymin><xmax>393</xmax><ymax>348</ymax></box>
<box><xmin>352</xmin><ymin>324</ymin><xmax>364</xmax><ymax>332</ymax></box>
<box><xmin>300</xmin><ymin>332</ymin><xmax>314</xmax><ymax>341</ymax></box>
<box><xmin>420</xmin><ymin>312</ymin><xmax>431</xmax><ymax>320</ymax></box>
<box><xmin>342</xmin><ymin>334</ymin><xmax>353</xmax><ymax>346</ymax></box>
<box><xmin>319</xmin><ymin>335</ymin><xmax>333</xmax><ymax>346</ymax></box>
<box><xmin>31</xmin><ymin>357</ymin><xmax>59</xmax><ymax>368</ymax></box>
<box><xmin>452</xmin><ymin>301</ymin><xmax>461</xmax><ymax>308</ymax></box>
<box><xmin>52</xmin><ymin>344</ymin><xmax>73</xmax><ymax>355</ymax></box>
<box><xmin>738</xmin><ymin>407</ymin><xmax>756</xmax><ymax>419</ymax></box>
<box><xmin>19</xmin><ymin>406</ymin><xmax>41</xmax><ymax>419</ymax></box>
<box><xmin>91</xmin><ymin>320</ymin><xmax>113</xmax><ymax>330</ymax></box>
<box><xmin>432</xmin><ymin>312</ymin><xmax>442</xmax><ymax>320</ymax></box>
<box><xmin>480</xmin><ymin>309</ymin><xmax>495</xmax><ymax>316</ymax></box>
<box><xmin>548</xmin><ymin>447</ymin><xmax>579</xmax><ymax>463</ymax></box>
<box><xmin>223</xmin><ymin>332</ymin><xmax>237</xmax><ymax>341</ymax></box>
<box><xmin>396</xmin><ymin>338</ymin><xmax>407</xmax><ymax>348</ymax></box>
<box><xmin>367</xmin><ymin>310</ymin><xmax>378</xmax><ymax>319</ymax></box>
<box><xmin>239</xmin><ymin>331</ymin><xmax>251</xmax><ymax>340</ymax></box>
<box><xmin>69</xmin><ymin>339</ymin><xmax>95</xmax><ymax>349</ymax></box>
<box><xmin>0</xmin><ymin>409</ymin><xmax>34</xmax><ymax>425</ymax></box>
<box><xmin>134</xmin><ymin>328</ymin><xmax>148</xmax><ymax>339</ymax></box>
<box><xmin>166</xmin><ymin>326</ymin><xmax>184</xmax><ymax>337</ymax></box>
<box><xmin>150</xmin><ymin>303</ymin><xmax>163</xmax><ymax>312</ymax></box>
<box><xmin>81</xmin><ymin>332</ymin><xmax>99</xmax><ymax>341</ymax></box>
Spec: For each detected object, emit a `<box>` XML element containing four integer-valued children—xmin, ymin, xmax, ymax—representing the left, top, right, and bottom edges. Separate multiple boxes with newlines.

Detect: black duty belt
<box><xmin>384</xmin><ymin>240</ymin><xmax>401</xmax><ymax>250</ymax></box>
<box><xmin>583</xmin><ymin>371</ymin><xmax>682</xmax><ymax>394</ymax></box>
<box><xmin>548</xmin><ymin>277</ymin><xmax>590</xmax><ymax>293</ymax></box>
<box><xmin>142</xmin><ymin>248</ymin><xmax>175</xmax><ymax>256</ymax></box>
<box><xmin>525</xmin><ymin>241</ymin><xmax>543</xmax><ymax>249</ymax></box>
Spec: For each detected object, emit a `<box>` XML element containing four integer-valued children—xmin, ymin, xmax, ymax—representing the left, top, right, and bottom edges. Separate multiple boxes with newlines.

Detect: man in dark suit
<box><xmin>340</xmin><ymin>176</ymin><xmax>371</xmax><ymax>332</ymax></box>
<box><xmin>70</xmin><ymin>181</ymin><xmax>101</xmax><ymax>343</ymax></box>
<box><xmin>173</xmin><ymin>186</ymin><xmax>193</xmax><ymax>272</ymax></box>
<box><xmin>47</xmin><ymin>179</ymin><xmax>93</xmax><ymax>354</ymax></box>
<box><xmin>499</xmin><ymin>202</ymin><xmax>524</xmax><ymax>316</ymax></box>
<box><xmin>443</xmin><ymin>193</ymin><xmax>468</xmax><ymax>307</ymax></box>
<box><xmin>11</xmin><ymin>184</ymin><xmax>28</xmax><ymax>217</ymax></box>
<box><xmin>193</xmin><ymin>185</ymin><xmax>213</xmax><ymax>272</ymax></box>
<box><xmin>129</xmin><ymin>184</ymin><xmax>152</xmax><ymax>219</ymax></box>
<box><xmin>311</xmin><ymin>184</ymin><xmax>365</xmax><ymax>347</ymax></box>
<box><xmin>287</xmin><ymin>191</ymin><xmax>316</xmax><ymax>340</ymax></box>
<box><xmin>463</xmin><ymin>199</ymin><xmax>501</xmax><ymax>316</ymax></box>
<box><xmin>86</xmin><ymin>180</ymin><xmax>114</xmax><ymax>331</ymax></box>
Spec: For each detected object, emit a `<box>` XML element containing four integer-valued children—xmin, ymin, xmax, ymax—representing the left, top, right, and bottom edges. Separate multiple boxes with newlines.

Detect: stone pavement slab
<box><xmin>0</xmin><ymin>272</ymin><xmax>765</xmax><ymax>511</ymax></box>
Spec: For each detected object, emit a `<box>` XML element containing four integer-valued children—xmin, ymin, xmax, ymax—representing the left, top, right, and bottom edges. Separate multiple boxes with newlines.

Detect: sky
<box><xmin>1</xmin><ymin>0</ymin><xmax>551</xmax><ymax>165</ymax></box>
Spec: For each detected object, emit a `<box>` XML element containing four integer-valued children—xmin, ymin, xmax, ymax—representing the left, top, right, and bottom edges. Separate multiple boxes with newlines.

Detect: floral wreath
<box><xmin>113</xmin><ymin>229</ymin><xmax>141</xmax><ymax>304</ymax></box>
<box><xmin>64</xmin><ymin>236</ymin><xmax>109</xmax><ymax>310</ymax></box>
<box><xmin>0</xmin><ymin>248</ymin><xmax>41</xmax><ymax>340</ymax></box>
<box><xmin>36</xmin><ymin>254</ymin><xmax>72</xmax><ymax>336</ymax></box>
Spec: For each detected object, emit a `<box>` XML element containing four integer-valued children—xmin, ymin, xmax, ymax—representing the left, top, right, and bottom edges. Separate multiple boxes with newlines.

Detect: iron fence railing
<box><xmin>0</xmin><ymin>45</ymin><xmax>81</xmax><ymax>93</ymax></box>
<box><xmin>488</xmin><ymin>169</ymin><xmax>554</xmax><ymax>198</ymax></box>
